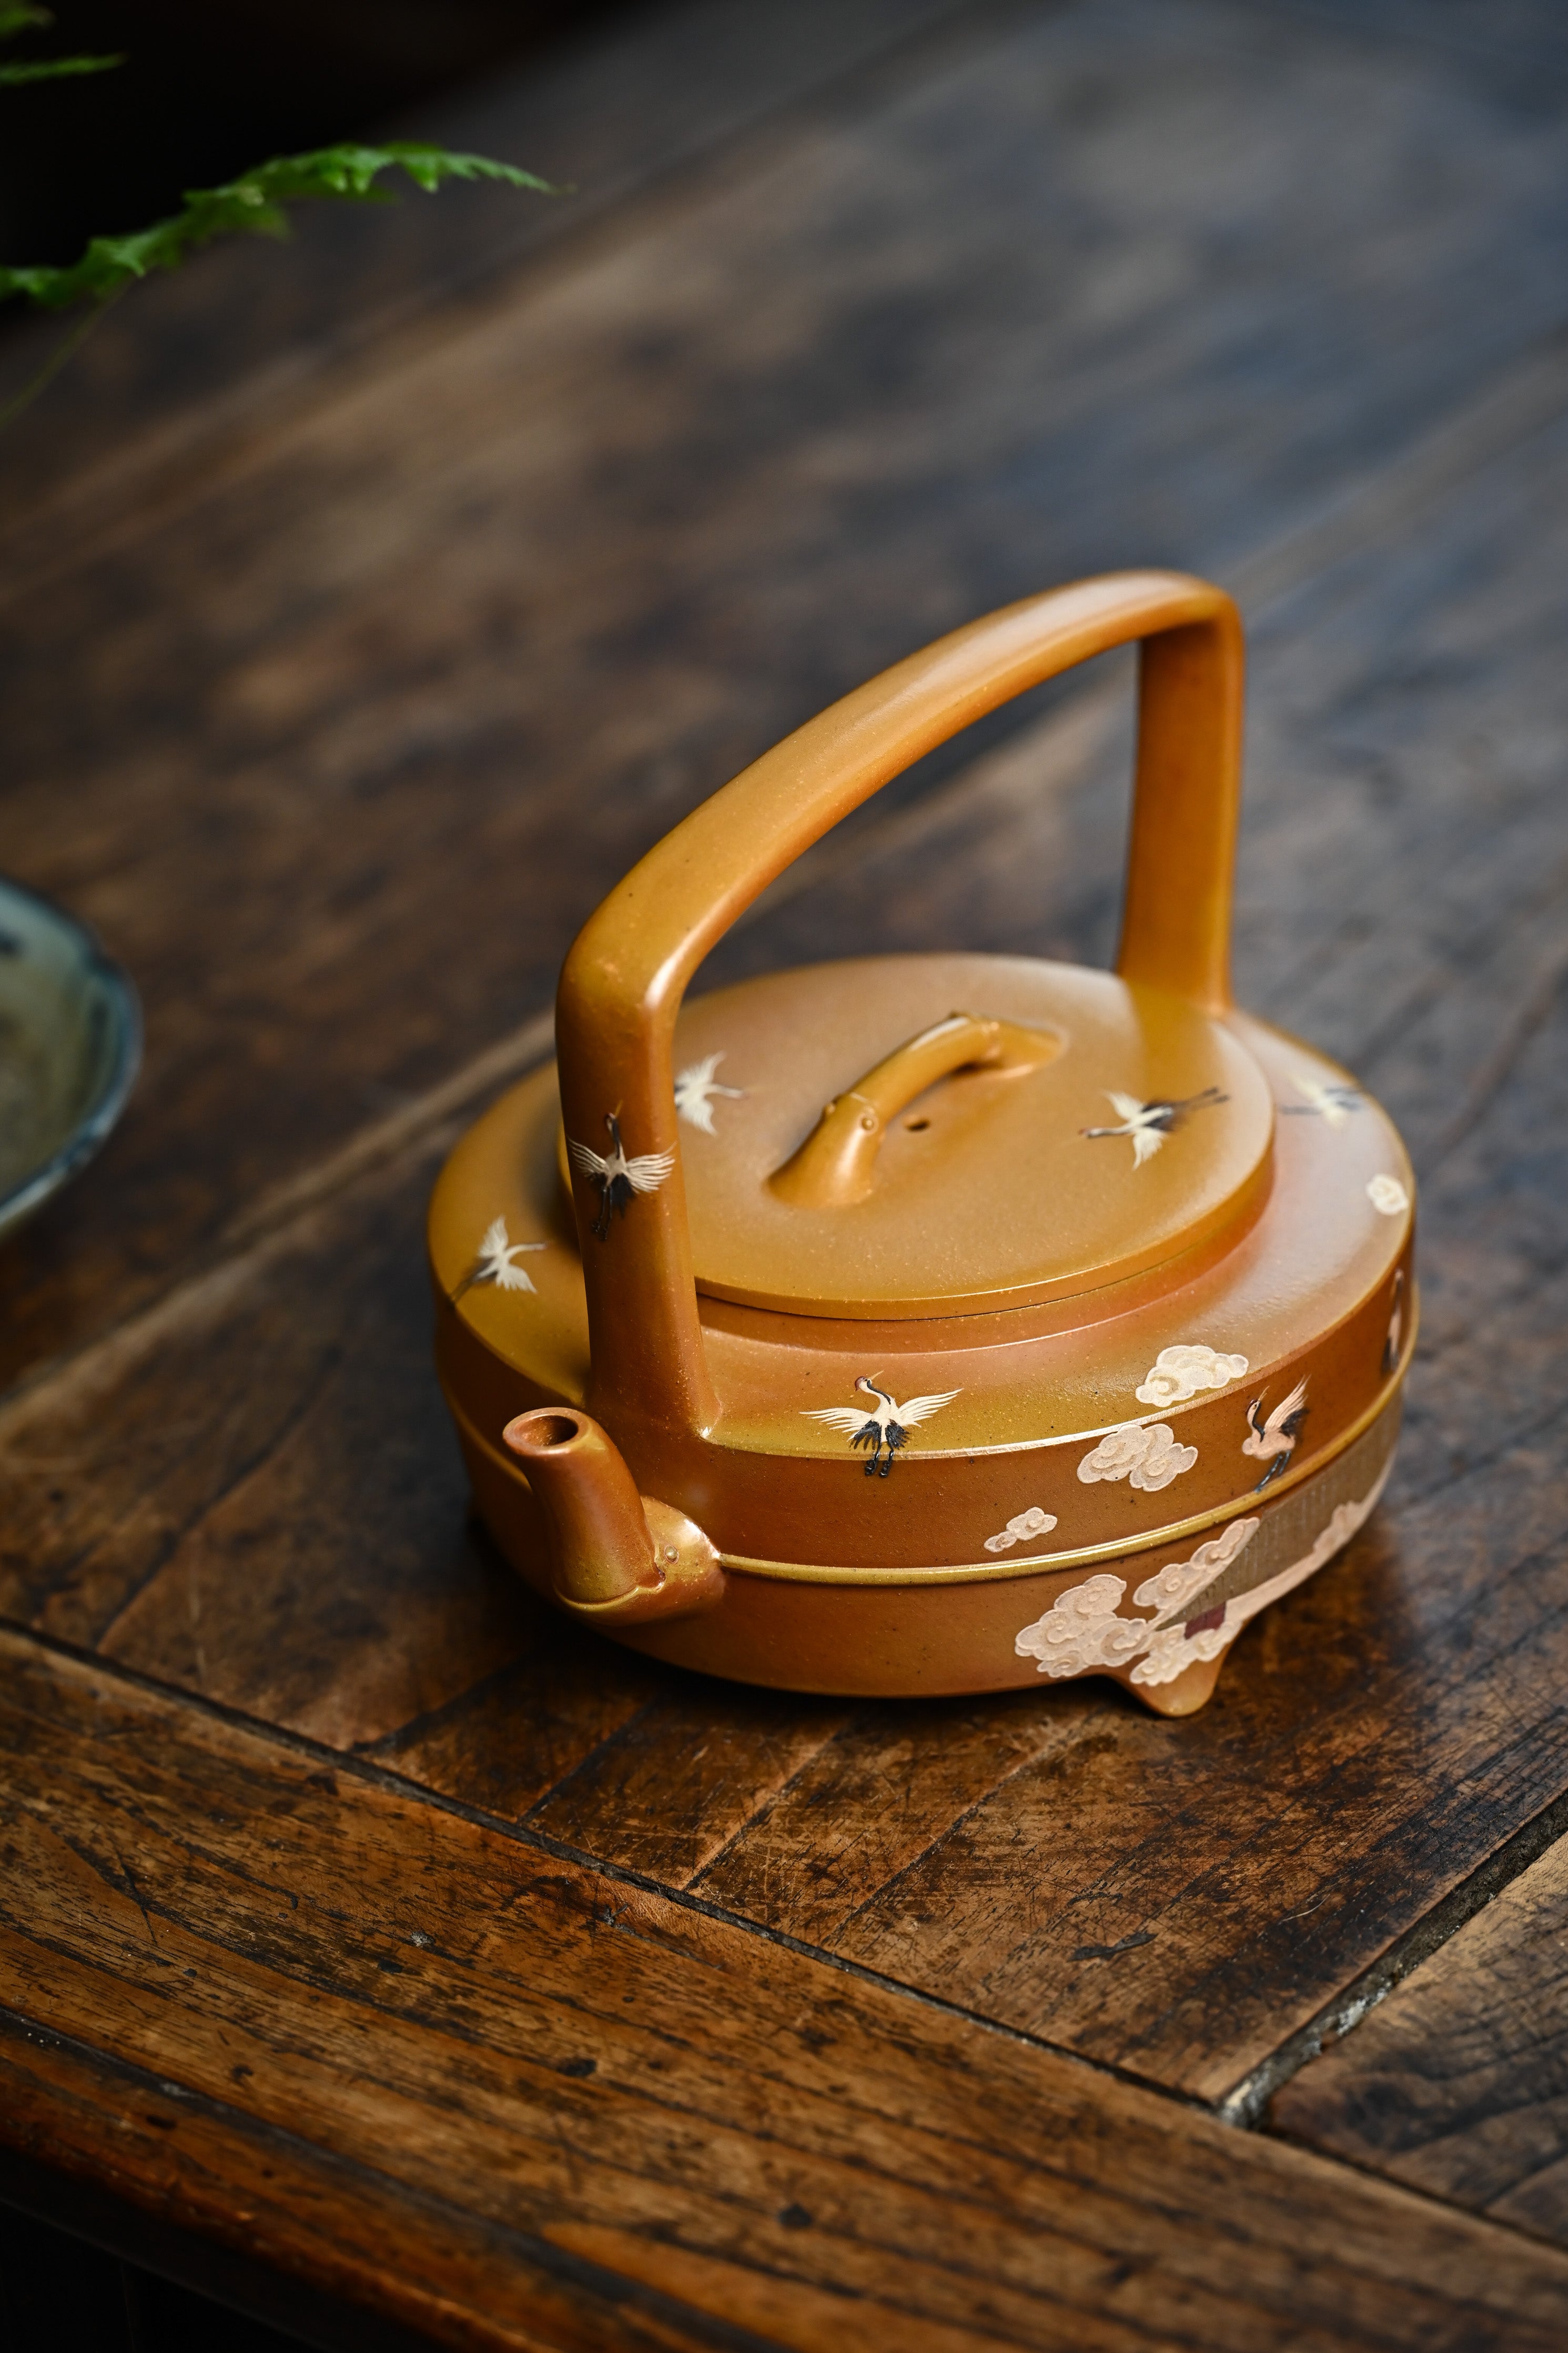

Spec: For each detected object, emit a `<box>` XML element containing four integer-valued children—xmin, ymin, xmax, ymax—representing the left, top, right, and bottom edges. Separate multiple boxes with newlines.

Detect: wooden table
<box><xmin>6</xmin><ymin>1</ymin><xmax>1568</xmax><ymax>2342</ymax></box>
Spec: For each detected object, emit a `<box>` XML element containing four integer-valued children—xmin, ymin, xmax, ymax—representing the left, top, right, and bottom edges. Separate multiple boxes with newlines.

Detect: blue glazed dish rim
<box><xmin>0</xmin><ymin>870</ymin><xmax>141</xmax><ymax>1239</ymax></box>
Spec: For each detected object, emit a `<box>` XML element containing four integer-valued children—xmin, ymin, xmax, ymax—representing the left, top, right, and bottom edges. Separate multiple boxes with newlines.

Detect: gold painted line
<box><xmin>715</xmin><ymin>1324</ymin><xmax>1414</xmax><ymax>1587</ymax></box>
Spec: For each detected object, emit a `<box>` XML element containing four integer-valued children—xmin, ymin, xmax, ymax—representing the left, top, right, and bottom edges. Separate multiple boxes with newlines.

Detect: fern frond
<box><xmin>0</xmin><ymin>142</ymin><xmax>559</xmax><ymax>311</ymax></box>
<box><xmin>0</xmin><ymin>0</ymin><xmax>117</xmax><ymax>76</ymax></box>
<box><xmin>0</xmin><ymin>53</ymin><xmax>122</xmax><ymax>82</ymax></box>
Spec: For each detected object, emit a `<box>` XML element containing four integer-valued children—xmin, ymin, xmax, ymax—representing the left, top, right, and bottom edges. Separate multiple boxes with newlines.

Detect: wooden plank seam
<box><xmin>14</xmin><ymin>1617</ymin><xmax>1568</xmax><ymax>2352</ymax></box>
<box><xmin>2</xmin><ymin>323</ymin><xmax>1567</xmax><ymax>2174</ymax></box>
<box><xmin>1218</xmin><ymin>1774</ymin><xmax>1568</xmax><ymax>2127</ymax></box>
<box><xmin>17</xmin><ymin>1597</ymin><xmax>1568</xmax><ymax>2238</ymax></box>
<box><xmin>0</xmin><ymin>1616</ymin><xmax>1221</xmax><ymax>2110</ymax></box>
<box><xmin>7</xmin><ymin>10</ymin><xmax>1568</xmax><ymax>2322</ymax></box>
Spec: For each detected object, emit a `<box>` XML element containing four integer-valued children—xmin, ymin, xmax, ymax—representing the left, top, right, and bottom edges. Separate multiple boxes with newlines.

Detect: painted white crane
<box><xmin>452</xmin><ymin>1215</ymin><xmax>546</xmax><ymax>1301</ymax></box>
<box><xmin>1083</xmin><ymin>1084</ymin><xmax>1226</xmax><ymax>1167</ymax></box>
<box><xmin>1383</xmin><ymin>1268</ymin><xmax>1405</xmax><ymax>1376</ymax></box>
<box><xmin>1241</xmin><ymin>1377</ymin><xmax>1309</xmax><ymax>1492</ymax></box>
<box><xmin>1283</xmin><ymin>1072</ymin><xmax>1361</xmax><ymax>1128</ymax></box>
<box><xmin>803</xmin><ymin>1375</ymin><xmax>962</xmax><ymax>1478</ymax></box>
<box><xmin>674</xmin><ymin>1052</ymin><xmax>745</xmax><ymax>1134</ymax></box>
<box><xmin>568</xmin><ymin>1114</ymin><xmax>677</xmax><ymax>1241</ymax></box>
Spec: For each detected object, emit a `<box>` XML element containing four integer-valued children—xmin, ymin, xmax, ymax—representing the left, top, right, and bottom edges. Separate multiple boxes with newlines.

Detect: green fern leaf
<box><xmin>0</xmin><ymin>141</ymin><xmax>560</xmax><ymax>311</ymax></box>
<box><xmin>0</xmin><ymin>1</ymin><xmax>120</xmax><ymax>80</ymax></box>
<box><xmin>0</xmin><ymin>52</ymin><xmax>122</xmax><ymax>82</ymax></box>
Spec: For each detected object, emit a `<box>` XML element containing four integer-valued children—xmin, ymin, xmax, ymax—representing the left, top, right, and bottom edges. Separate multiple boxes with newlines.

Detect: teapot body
<box><xmin>430</xmin><ymin>952</ymin><xmax>1412</xmax><ymax>1717</ymax></box>
<box><xmin>430</xmin><ymin>573</ymin><xmax>1413</xmax><ymax>1715</ymax></box>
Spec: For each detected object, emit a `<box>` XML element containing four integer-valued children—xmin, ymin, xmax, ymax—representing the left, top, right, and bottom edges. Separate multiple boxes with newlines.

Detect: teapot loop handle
<box><xmin>557</xmin><ymin>570</ymin><xmax>1244</xmax><ymax>1439</ymax></box>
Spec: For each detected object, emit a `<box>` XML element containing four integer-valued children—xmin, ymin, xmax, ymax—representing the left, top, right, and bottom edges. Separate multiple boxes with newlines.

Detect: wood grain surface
<box><xmin>0</xmin><ymin>0</ymin><xmax>967</xmax><ymax>564</ymax></box>
<box><xmin>5</xmin><ymin>305</ymin><xmax>1567</xmax><ymax>2103</ymax></box>
<box><xmin>7</xmin><ymin>0</ymin><xmax>1568</xmax><ymax>2340</ymax></box>
<box><xmin>9</xmin><ymin>1626</ymin><xmax>1568</xmax><ymax>2353</ymax></box>
<box><xmin>1270</xmin><ymin>1831</ymin><xmax>1568</xmax><ymax>2247</ymax></box>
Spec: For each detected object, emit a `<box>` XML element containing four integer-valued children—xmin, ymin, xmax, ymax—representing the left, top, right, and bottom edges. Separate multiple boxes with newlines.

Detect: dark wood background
<box><xmin>5</xmin><ymin>1</ymin><xmax>1568</xmax><ymax>2343</ymax></box>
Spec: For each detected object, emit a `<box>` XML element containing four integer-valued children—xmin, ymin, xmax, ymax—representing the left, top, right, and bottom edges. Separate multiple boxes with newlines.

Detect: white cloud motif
<box><xmin>984</xmin><ymin>1506</ymin><xmax>1059</xmax><ymax>1555</ymax></box>
<box><xmin>1077</xmin><ymin>1422</ymin><xmax>1198</xmax><ymax>1493</ymax></box>
<box><xmin>1010</xmin><ymin>1468</ymin><xmax>1391</xmax><ymax>1694</ymax></box>
<box><xmin>1367</xmin><ymin>1174</ymin><xmax>1409</xmax><ymax>1218</ymax></box>
<box><xmin>1015</xmin><ymin>1574</ymin><xmax>1149</xmax><ymax>1679</ymax></box>
<box><xmin>1013</xmin><ymin>1465</ymin><xmax>1392</xmax><ymax>1691</ymax></box>
<box><xmin>1132</xmin><ymin>1516</ymin><xmax>1259</xmax><ymax>1620</ymax></box>
<box><xmin>1128</xmin><ymin>1617</ymin><xmax>1236</xmax><ymax>1687</ymax></box>
<box><xmin>1129</xmin><ymin>1468</ymin><xmax>1391</xmax><ymax>1686</ymax></box>
<box><xmin>1135</xmin><ymin>1343</ymin><xmax>1249</xmax><ymax>1410</ymax></box>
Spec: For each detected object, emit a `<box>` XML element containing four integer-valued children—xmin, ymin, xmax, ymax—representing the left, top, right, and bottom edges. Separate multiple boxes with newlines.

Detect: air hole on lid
<box><xmin>904</xmin><ymin>1117</ymin><xmax>930</xmax><ymax>1131</ymax></box>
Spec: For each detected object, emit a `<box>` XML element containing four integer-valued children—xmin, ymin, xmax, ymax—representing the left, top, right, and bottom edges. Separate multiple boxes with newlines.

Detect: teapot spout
<box><xmin>502</xmin><ymin>1406</ymin><xmax>725</xmax><ymax>1624</ymax></box>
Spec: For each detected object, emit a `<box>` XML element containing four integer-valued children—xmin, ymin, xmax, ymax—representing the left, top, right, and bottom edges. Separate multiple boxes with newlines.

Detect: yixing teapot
<box><xmin>429</xmin><ymin>572</ymin><xmax>1413</xmax><ymax>1716</ymax></box>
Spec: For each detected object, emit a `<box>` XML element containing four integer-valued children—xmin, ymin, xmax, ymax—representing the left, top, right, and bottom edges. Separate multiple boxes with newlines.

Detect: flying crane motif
<box><xmin>1082</xmin><ymin>1084</ymin><xmax>1227</xmax><ymax>1167</ymax></box>
<box><xmin>1383</xmin><ymin>1269</ymin><xmax>1405</xmax><ymax>1376</ymax></box>
<box><xmin>568</xmin><ymin>1114</ymin><xmax>677</xmax><ymax>1241</ymax></box>
<box><xmin>674</xmin><ymin>1052</ymin><xmax>746</xmax><ymax>1134</ymax></box>
<box><xmin>1281</xmin><ymin>1072</ymin><xmax>1362</xmax><ymax>1128</ymax></box>
<box><xmin>1241</xmin><ymin>1377</ymin><xmax>1309</xmax><ymax>1492</ymax></box>
<box><xmin>803</xmin><ymin>1375</ymin><xmax>962</xmax><ymax>1479</ymax></box>
<box><xmin>451</xmin><ymin>1215</ymin><xmax>547</xmax><ymax>1302</ymax></box>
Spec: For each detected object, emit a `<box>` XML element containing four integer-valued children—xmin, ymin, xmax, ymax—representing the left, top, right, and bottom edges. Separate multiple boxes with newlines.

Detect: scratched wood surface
<box><xmin>1269</xmin><ymin>1829</ymin><xmax>1568</xmax><ymax>2244</ymax></box>
<box><xmin>7</xmin><ymin>0</ymin><xmax>1568</xmax><ymax>2340</ymax></box>
<box><xmin>10</xmin><ymin>1629</ymin><xmax>1568</xmax><ymax>2353</ymax></box>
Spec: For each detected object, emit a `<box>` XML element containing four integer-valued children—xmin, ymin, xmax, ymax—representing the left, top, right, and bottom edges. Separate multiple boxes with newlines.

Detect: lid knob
<box><xmin>768</xmin><ymin>1010</ymin><xmax>1061</xmax><ymax>1208</ymax></box>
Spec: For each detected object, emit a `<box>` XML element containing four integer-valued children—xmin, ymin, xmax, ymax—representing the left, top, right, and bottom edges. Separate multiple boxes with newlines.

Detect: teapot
<box><xmin>428</xmin><ymin>572</ymin><xmax>1413</xmax><ymax>1717</ymax></box>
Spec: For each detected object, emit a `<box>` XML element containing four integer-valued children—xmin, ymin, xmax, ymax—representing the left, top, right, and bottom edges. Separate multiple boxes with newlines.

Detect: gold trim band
<box><xmin>715</xmin><ymin>1334</ymin><xmax>1412</xmax><ymax>1587</ymax></box>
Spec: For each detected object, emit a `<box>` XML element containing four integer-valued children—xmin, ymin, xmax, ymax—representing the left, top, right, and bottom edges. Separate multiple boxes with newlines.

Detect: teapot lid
<box><xmin>670</xmin><ymin>951</ymin><xmax>1273</xmax><ymax>1320</ymax></box>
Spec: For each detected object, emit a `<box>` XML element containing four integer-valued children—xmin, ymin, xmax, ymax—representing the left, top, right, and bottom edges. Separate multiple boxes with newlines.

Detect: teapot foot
<box><xmin>1121</xmin><ymin>1651</ymin><xmax>1228</xmax><ymax>1718</ymax></box>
